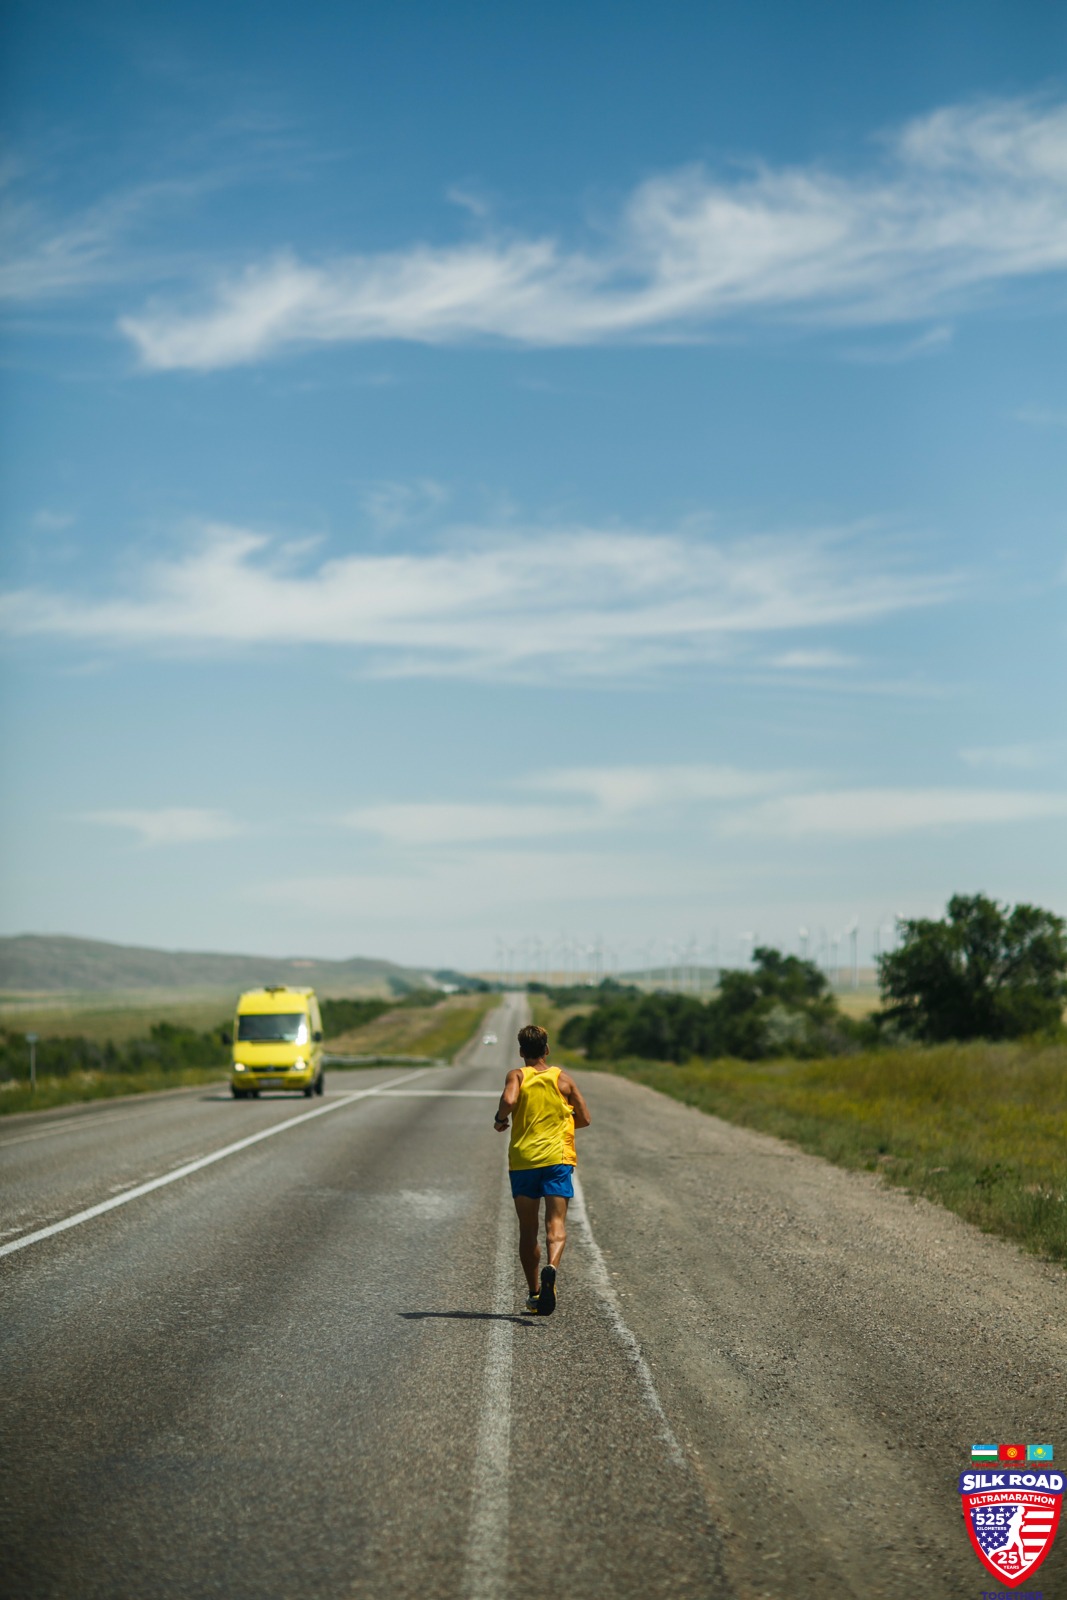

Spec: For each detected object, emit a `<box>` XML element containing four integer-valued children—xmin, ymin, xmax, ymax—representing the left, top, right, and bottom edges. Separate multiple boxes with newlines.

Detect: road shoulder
<box><xmin>575</xmin><ymin>1072</ymin><xmax>1067</xmax><ymax>1600</ymax></box>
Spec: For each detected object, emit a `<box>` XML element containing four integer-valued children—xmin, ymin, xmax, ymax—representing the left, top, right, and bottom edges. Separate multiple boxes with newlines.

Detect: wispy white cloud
<box><xmin>117</xmin><ymin>97</ymin><xmax>1067</xmax><ymax>369</ymax></box>
<box><xmin>81</xmin><ymin>807</ymin><xmax>241</xmax><ymax>846</ymax></box>
<box><xmin>341</xmin><ymin>802</ymin><xmax>598</xmax><ymax>845</ymax></box>
<box><xmin>445</xmin><ymin>184</ymin><xmax>491</xmax><ymax>219</ymax></box>
<box><xmin>32</xmin><ymin>509</ymin><xmax>75</xmax><ymax>532</ymax></box>
<box><xmin>340</xmin><ymin>767</ymin><xmax>1067</xmax><ymax>848</ymax></box>
<box><xmin>361</xmin><ymin>478</ymin><xmax>450</xmax><ymax>535</ymax></box>
<box><xmin>0</xmin><ymin>168</ymin><xmax>225</xmax><ymax>303</ymax></box>
<box><xmin>960</xmin><ymin>740</ymin><xmax>1065</xmax><ymax>771</ymax></box>
<box><xmin>250</xmin><ymin>847</ymin><xmax>730</xmax><ymax>924</ymax></box>
<box><xmin>341</xmin><ymin>763</ymin><xmax>796</xmax><ymax>844</ymax></box>
<box><xmin>842</xmin><ymin>324</ymin><xmax>953</xmax><ymax>364</ymax></box>
<box><xmin>0</xmin><ymin>114</ymin><xmax>318</xmax><ymax>307</ymax></box>
<box><xmin>0</xmin><ymin>518</ymin><xmax>958</xmax><ymax>681</ymax></box>
<box><xmin>768</xmin><ymin>648</ymin><xmax>857</xmax><ymax>670</ymax></box>
<box><xmin>721</xmin><ymin>787</ymin><xmax>1067</xmax><ymax>838</ymax></box>
<box><xmin>1014</xmin><ymin>406</ymin><xmax>1067</xmax><ymax>429</ymax></box>
<box><xmin>0</xmin><ymin>186</ymin><xmax>132</xmax><ymax>303</ymax></box>
<box><xmin>529</xmin><ymin>763</ymin><xmax>792</xmax><ymax>810</ymax></box>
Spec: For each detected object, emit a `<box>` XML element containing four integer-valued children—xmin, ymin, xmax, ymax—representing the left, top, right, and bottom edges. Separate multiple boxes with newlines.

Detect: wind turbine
<box><xmin>846</xmin><ymin>917</ymin><xmax>860</xmax><ymax>989</ymax></box>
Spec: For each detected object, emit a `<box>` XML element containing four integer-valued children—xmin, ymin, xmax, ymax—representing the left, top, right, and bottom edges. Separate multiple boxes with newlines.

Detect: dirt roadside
<box><xmin>576</xmin><ymin>1072</ymin><xmax>1066</xmax><ymax>1600</ymax></box>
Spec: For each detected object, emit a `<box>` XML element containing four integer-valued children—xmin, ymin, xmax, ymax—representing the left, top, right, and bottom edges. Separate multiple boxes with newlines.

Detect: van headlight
<box><xmin>293</xmin><ymin>1058</ymin><xmax>306</xmax><ymax>1072</ymax></box>
<box><xmin>234</xmin><ymin>1063</ymin><xmax>247</xmax><ymax>1072</ymax></box>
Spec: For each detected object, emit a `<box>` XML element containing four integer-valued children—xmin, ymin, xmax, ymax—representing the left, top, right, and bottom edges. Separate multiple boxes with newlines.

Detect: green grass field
<box><xmin>326</xmin><ymin>991</ymin><xmax>498</xmax><ymax>1062</ymax></box>
<box><xmin>532</xmin><ymin>996</ymin><xmax>1067</xmax><ymax>1264</ymax></box>
<box><xmin>0</xmin><ymin>989</ymin><xmax>236</xmax><ymax>1043</ymax></box>
<box><xmin>0</xmin><ymin>1065</ymin><xmax>226</xmax><ymax>1116</ymax></box>
<box><xmin>0</xmin><ymin>989</ymin><xmax>499</xmax><ymax>1115</ymax></box>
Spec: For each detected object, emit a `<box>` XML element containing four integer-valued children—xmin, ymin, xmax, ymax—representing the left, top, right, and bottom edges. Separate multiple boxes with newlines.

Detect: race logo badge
<box><xmin>960</xmin><ymin>1445</ymin><xmax>1061</xmax><ymax>1587</ymax></box>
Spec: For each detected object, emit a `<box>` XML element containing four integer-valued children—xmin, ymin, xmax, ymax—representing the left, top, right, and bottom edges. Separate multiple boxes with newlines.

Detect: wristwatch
<box><xmin>494</xmin><ymin>1115</ymin><xmax>508</xmax><ymax>1125</ymax></box>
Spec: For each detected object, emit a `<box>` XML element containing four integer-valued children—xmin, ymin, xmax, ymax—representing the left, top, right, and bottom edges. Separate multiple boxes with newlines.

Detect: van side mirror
<box><xmin>313</xmin><ymin>1030</ymin><xmax>323</xmax><ymax>1043</ymax></box>
<box><xmin>221</xmin><ymin>1030</ymin><xmax>232</xmax><ymax>1046</ymax></box>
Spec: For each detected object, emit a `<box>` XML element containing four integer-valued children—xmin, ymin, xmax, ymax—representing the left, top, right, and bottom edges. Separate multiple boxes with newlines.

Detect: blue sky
<box><xmin>1</xmin><ymin>0</ymin><xmax>1065</xmax><ymax>971</ymax></box>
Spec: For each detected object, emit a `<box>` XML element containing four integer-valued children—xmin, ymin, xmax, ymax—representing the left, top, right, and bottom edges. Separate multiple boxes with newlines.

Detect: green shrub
<box><xmin>319</xmin><ymin>990</ymin><xmax>441</xmax><ymax>1038</ymax></box>
<box><xmin>0</xmin><ymin>1022</ymin><xmax>228</xmax><ymax>1082</ymax></box>
<box><xmin>561</xmin><ymin>949</ymin><xmax>862</xmax><ymax>1062</ymax></box>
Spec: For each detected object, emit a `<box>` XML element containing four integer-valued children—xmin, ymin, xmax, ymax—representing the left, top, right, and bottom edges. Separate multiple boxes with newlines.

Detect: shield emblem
<box><xmin>959</xmin><ymin>1475</ymin><xmax>1062</xmax><ymax>1586</ymax></box>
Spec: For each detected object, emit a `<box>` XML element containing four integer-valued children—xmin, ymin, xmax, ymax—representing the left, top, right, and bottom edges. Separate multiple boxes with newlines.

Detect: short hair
<box><xmin>518</xmin><ymin>1023</ymin><xmax>549</xmax><ymax>1060</ymax></box>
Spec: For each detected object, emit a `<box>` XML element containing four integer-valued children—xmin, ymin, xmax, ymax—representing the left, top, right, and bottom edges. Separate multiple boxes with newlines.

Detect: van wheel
<box><xmin>303</xmin><ymin>1084</ymin><xmax>313</xmax><ymax>1097</ymax></box>
<box><xmin>232</xmin><ymin>1086</ymin><xmax>246</xmax><ymax>1099</ymax></box>
<box><xmin>315</xmin><ymin>1074</ymin><xmax>325</xmax><ymax>1096</ymax></box>
<box><xmin>251</xmin><ymin>1089</ymin><xmax>260</xmax><ymax>1098</ymax></box>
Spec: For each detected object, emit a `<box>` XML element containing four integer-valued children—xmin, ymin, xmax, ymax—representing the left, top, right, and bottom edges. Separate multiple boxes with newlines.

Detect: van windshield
<box><xmin>237</xmin><ymin>1013</ymin><xmax>308</xmax><ymax>1044</ymax></box>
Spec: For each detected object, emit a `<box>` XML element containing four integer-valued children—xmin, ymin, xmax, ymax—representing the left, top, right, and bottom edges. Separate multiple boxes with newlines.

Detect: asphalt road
<box><xmin>2</xmin><ymin>995</ymin><xmax>1065</xmax><ymax>1600</ymax></box>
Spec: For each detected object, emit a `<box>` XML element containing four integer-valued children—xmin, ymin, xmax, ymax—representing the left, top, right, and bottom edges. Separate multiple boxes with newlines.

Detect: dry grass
<box><xmin>0</xmin><ymin>1065</ymin><xmax>224</xmax><ymax>1116</ymax></box>
<box><xmin>532</xmin><ymin>996</ymin><xmax>1067</xmax><ymax>1263</ymax></box>
<box><xmin>0</xmin><ymin>989</ymin><xmax>235</xmax><ymax>1043</ymax></box>
<box><xmin>832</xmin><ymin>990</ymin><xmax>882</xmax><ymax>1019</ymax></box>
<box><xmin>328</xmin><ymin>992</ymin><xmax>498</xmax><ymax>1061</ymax></box>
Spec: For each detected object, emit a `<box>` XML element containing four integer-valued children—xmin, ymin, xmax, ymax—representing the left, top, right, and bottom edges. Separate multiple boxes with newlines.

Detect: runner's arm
<box><xmin>494</xmin><ymin>1069</ymin><xmax>522</xmax><ymax>1131</ymax></box>
<box><xmin>558</xmin><ymin>1071</ymin><xmax>591</xmax><ymax>1129</ymax></box>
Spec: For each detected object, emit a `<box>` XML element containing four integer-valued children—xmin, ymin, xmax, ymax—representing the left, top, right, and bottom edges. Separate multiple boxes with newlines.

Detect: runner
<box><xmin>493</xmin><ymin>1022</ymin><xmax>591</xmax><ymax>1315</ymax></box>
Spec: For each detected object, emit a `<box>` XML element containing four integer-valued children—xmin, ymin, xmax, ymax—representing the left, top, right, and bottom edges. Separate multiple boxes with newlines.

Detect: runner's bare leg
<box><xmin>545</xmin><ymin>1195</ymin><xmax>568</xmax><ymax>1270</ymax></box>
<box><xmin>513</xmin><ymin>1195</ymin><xmax>541</xmax><ymax>1294</ymax></box>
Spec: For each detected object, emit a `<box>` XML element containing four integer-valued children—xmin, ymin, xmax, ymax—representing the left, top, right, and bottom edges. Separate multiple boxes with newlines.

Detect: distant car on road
<box><xmin>482</xmin><ymin>1033</ymin><xmax>498</xmax><ymax>1045</ymax></box>
<box><xmin>231</xmin><ymin>985</ymin><xmax>325</xmax><ymax>1099</ymax></box>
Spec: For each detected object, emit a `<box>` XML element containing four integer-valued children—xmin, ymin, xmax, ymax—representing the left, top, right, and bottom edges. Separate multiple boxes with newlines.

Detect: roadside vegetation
<box><xmin>559</xmin><ymin>948</ymin><xmax>863</xmax><ymax>1061</ymax></box>
<box><xmin>0</xmin><ymin>1022</ymin><xmax>230</xmax><ymax>1115</ymax></box>
<box><xmin>319</xmin><ymin>990</ymin><xmax>440</xmax><ymax>1037</ymax></box>
<box><xmin>324</xmin><ymin>991</ymin><xmax>498</xmax><ymax>1062</ymax></box>
<box><xmin>533</xmin><ymin>895</ymin><xmax>1067</xmax><ymax>1263</ymax></box>
<box><xmin>0</xmin><ymin>989</ymin><xmax>500</xmax><ymax>1114</ymax></box>
<box><xmin>0</xmin><ymin>991</ymin><xmax>234</xmax><ymax>1044</ymax></box>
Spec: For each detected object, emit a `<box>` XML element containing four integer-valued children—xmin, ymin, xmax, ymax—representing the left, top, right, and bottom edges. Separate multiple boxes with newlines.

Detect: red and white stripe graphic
<box><xmin>1019</xmin><ymin>1503</ymin><xmax>1056</xmax><ymax>1565</ymax></box>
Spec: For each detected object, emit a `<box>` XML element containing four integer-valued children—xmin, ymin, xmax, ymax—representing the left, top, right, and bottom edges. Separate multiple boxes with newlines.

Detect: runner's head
<box><xmin>518</xmin><ymin>1023</ymin><xmax>549</xmax><ymax>1061</ymax></box>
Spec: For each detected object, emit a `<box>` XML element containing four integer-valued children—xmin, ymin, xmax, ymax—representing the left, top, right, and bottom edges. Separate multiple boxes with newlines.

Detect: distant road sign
<box><xmin>25</xmin><ymin>1033</ymin><xmax>38</xmax><ymax>1092</ymax></box>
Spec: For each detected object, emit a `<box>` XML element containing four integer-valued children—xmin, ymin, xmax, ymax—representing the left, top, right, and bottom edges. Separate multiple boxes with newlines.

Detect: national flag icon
<box><xmin>1028</xmin><ymin>1444</ymin><xmax>1054</xmax><ymax>1462</ymax></box>
<box><xmin>971</xmin><ymin>1445</ymin><xmax>999</xmax><ymax>1462</ymax></box>
<box><xmin>999</xmin><ymin>1443</ymin><xmax>1027</xmax><ymax>1463</ymax></box>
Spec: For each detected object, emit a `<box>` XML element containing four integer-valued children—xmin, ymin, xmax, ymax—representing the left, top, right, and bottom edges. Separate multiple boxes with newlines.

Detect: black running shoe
<box><xmin>537</xmin><ymin>1264</ymin><xmax>557</xmax><ymax>1316</ymax></box>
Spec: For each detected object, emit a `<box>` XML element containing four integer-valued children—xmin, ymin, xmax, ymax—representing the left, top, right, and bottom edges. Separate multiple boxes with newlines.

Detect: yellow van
<box><xmin>230</xmin><ymin>986</ymin><xmax>325</xmax><ymax>1099</ymax></box>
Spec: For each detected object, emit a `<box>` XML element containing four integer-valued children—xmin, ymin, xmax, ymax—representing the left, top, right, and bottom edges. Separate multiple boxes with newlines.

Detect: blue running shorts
<box><xmin>509</xmin><ymin>1164</ymin><xmax>575</xmax><ymax>1200</ymax></box>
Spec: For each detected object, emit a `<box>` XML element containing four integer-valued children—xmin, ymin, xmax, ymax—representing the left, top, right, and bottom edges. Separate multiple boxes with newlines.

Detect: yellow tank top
<box><xmin>508</xmin><ymin>1065</ymin><xmax>577</xmax><ymax>1171</ymax></box>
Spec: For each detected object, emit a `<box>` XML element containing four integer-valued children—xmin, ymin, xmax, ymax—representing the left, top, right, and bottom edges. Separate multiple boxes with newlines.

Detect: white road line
<box><xmin>571</xmin><ymin>1171</ymin><xmax>686</xmax><ymax>1468</ymax></box>
<box><xmin>0</xmin><ymin>1092</ymin><xmax>219</xmax><ymax>1151</ymax></box>
<box><xmin>0</xmin><ymin>1115</ymin><xmax>151</xmax><ymax>1152</ymax></box>
<box><xmin>462</xmin><ymin>1175</ymin><xmax>516</xmax><ymax>1600</ymax></box>
<box><xmin>369</xmin><ymin>1090</ymin><xmax>498</xmax><ymax>1098</ymax></box>
<box><xmin>0</xmin><ymin>1067</ymin><xmax>433</xmax><ymax>1260</ymax></box>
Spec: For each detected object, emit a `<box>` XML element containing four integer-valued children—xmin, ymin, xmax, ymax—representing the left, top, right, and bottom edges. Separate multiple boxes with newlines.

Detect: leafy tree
<box><xmin>877</xmin><ymin>894</ymin><xmax>1067</xmax><ymax>1042</ymax></box>
<box><xmin>560</xmin><ymin>947</ymin><xmax>856</xmax><ymax>1062</ymax></box>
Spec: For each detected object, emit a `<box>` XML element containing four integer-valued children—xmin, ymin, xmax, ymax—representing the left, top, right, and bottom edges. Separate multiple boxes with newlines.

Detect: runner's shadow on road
<box><xmin>399</xmin><ymin>1311</ymin><xmax>536</xmax><ymax>1326</ymax></box>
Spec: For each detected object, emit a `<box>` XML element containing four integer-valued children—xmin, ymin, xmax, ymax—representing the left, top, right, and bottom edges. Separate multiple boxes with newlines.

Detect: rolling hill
<box><xmin>0</xmin><ymin>934</ymin><xmax>439</xmax><ymax>997</ymax></box>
